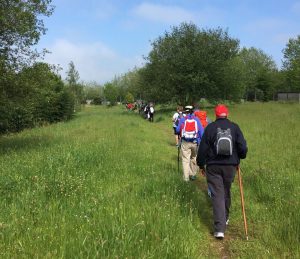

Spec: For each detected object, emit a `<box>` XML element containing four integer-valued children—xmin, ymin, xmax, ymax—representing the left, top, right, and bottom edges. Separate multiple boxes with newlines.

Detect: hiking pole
<box><xmin>237</xmin><ymin>166</ymin><xmax>249</xmax><ymax>240</ymax></box>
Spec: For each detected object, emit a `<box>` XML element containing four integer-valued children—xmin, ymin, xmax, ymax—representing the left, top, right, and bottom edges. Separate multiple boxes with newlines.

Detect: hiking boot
<box><xmin>214</xmin><ymin>232</ymin><xmax>224</xmax><ymax>239</ymax></box>
<box><xmin>207</xmin><ymin>188</ymin><xmax>212</xmax><ymax>198</ymax></box>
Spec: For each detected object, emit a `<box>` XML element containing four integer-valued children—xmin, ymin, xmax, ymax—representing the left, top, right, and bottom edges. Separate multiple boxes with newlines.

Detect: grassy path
<box><xmin>0</xmin><ymin>106</ymin><xmax>216</xmax><ymax>258</ymax></box>
<box><xmin>0</xmin><ymin>104</ymin><xmax>299</xmax><ymax>258</ymax></box>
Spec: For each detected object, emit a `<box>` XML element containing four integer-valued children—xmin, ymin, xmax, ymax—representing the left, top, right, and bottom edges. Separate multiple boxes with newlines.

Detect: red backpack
<box><xmin>181</xmin><ymin>116</ymin><xmax>198</xmax><ymax>140</ymax></box>
<box><xmin>194</xmin><ymin>110</ymin><xmax>208</xmax><ymax>128</ymax></box>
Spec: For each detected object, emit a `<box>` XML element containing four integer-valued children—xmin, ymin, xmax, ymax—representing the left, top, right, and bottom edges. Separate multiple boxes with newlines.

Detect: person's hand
<box><xmin>200</xmin><ymin>168</ymin><xmax>206</xmax><ymax>177</ymax></box>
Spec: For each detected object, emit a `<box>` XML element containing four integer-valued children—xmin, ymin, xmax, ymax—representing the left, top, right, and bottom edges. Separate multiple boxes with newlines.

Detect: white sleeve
<box><xmin>172</xmin><ymin>113</ymin><xmax>178</xmax><ymax>121</ymax></box>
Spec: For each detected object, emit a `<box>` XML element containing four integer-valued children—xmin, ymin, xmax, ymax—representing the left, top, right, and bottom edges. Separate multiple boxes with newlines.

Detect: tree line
<box><xmin>103</xmin><ymin>23</ymin><xmax>300</xmax><ymax>105</ymax></box>
<box><xmin>0</xmin><ymin>1</ymin><xmax>84</xmax><ymax>134</ymax></box>
<box><xmin>1</xmin><ymin>1</ymin><xmax>300</xmax><ymax>134</ymax></box>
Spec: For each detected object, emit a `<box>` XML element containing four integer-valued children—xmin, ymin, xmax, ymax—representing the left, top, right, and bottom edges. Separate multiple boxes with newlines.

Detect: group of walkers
<box><xmin>142</xmin><ymin>102</ymin><xmax>155</xmax><ymax>122</ymax></box>
<box><xmin>125</xmin><ymin>101</ymin><xmax>155</xmax><ymax>122</ymax></box>
<box><xmin>173</xmin><ymin>104</ymin><xmax>248</xmax><ymax>240</ymax></box>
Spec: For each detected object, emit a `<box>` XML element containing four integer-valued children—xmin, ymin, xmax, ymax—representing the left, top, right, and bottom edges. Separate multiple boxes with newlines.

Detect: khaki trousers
<box><xmin>181</xmin><ymin>140</ymin><xmax>199</xmax><ymax>181</ymax></box>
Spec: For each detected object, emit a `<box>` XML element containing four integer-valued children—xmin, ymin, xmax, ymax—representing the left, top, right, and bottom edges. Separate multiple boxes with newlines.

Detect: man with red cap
<box><xmin>197</xmin><ymin>104</ymin><xmax>248</xmax><ymax>240</ymax></box>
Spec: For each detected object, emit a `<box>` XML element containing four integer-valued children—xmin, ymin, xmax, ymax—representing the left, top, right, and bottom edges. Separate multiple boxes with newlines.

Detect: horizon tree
<box><xmin>282</xmin><ymin>35</ymin><xmax>300</xmax><ymax>91</ymax></box>
<box><xmin>141</xmin><ymin>22</ymin><xmax>241</xmax><ymax>104</ymax></box>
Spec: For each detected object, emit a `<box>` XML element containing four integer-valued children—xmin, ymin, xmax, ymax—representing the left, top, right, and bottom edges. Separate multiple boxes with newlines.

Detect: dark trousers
<box><xmin>149</xmin><ymin>113</ymin><xmax>154</xmax><ymax>122</ymax></box>
<box><xmin>206</xmin><ymin>165</ymin><xmax>236</xmax><ymax>233</ymax></box>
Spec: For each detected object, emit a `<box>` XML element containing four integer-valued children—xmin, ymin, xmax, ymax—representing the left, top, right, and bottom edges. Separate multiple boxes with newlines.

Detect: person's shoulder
<box><xmin>226</xmin><ymin>120</ymin><xmax>243</xmax><ymax>132</ymax></box>
<box><xmin>227</xmin><ymin>120</ymin><xmax>239</xmax><ymax>128</ymax></box>
<box><xmin>206</xmin><ymin>121</ymin><xmax>215</xmax><ymax>127</ymax></box>
<box><xmin>204</xmin><ymin>120</ymin><xmax>218</xmax><ymax>131</ymax></box>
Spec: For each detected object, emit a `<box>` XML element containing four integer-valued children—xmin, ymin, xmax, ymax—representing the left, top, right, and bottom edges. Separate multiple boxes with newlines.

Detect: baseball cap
<box><xmin>215</xmin><ymin>104</ymin><xmax>229</xmax><ymax>117</ymax></box>
<box><xmin>185</xmin><ymin>105</ymin><xmax>193</xmax><ymax>112</ymax></box>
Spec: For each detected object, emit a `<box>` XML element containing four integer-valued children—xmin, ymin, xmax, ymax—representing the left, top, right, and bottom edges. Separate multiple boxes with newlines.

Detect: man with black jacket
<box><xmin>197</xmin><ymin>104</ymin><xmax>248</xmax><ymax>239</ymax></box>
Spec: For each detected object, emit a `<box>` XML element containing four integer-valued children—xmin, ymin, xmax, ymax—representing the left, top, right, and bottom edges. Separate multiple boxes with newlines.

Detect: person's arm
<box><xmin>172</xmin><ymin>113</ymin><xmax>177</xmax><ymax>122</ymax></box>
<box><xmin>196</xmin><ymin>129</ymin><xmax>210</xmax><ymax>169</ymax></box>
<box><xmin>196</xmin><ymin>118</ymin><xmax>204</xmax><ymax>144</ymax></box>
<box><xmin>176</xmin><ymin>117</ymin><xmax>184</xmax><ymax>135</ymax></box>
<box><xmin>235</xmin><ymin>124</ymin><xmax>248</xmax><ymax>159</ymax></box>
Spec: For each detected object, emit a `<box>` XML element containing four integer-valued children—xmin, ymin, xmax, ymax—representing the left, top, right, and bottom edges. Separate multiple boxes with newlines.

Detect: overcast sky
<box><xmin>36</xmin><ymin>0</ymin><xmax>300</xmax><ymax>84</ymax></box>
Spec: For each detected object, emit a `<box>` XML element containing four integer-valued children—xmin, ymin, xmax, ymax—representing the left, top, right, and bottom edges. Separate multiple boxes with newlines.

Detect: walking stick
<box><xmin>237</xmin><ymin>166</ymin><xmax>249</xmax><ymax>240</ymax></box>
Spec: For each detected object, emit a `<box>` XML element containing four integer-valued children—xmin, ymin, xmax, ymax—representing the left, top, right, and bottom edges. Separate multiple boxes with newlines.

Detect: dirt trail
<box><xmin>194</xmin><ymin>178</ymin><xmax>242</xmax><ymax>259</ymax></box>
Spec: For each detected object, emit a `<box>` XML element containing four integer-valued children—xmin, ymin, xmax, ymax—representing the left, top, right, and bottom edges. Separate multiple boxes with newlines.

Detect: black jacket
<box><xmin>197</xmin><ymin>118</ymin><xmax>248</xmax><ymax>168</ymax></box>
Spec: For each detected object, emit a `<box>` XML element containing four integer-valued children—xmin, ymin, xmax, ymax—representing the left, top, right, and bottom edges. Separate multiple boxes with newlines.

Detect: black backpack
<box><xmin>215</xmin><ymin>128</ymin><xmax>233</xmax><ymax>156</ymax></box>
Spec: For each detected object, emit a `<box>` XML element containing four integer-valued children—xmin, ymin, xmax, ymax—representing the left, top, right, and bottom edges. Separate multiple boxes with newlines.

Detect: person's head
<box><xmin>177</xmin><ymin>105</ymin><xmax>183</xmax><ymax>112</ymax></box>
<box><xmin>185</xmin><ymin>105</ymin><xmax>194</xmax><ymax>114</ymax></box>
<box><xmin>194</xmin><ymin>103</ymin><xmax>200</xmax><ymax>110</ymax></box>
<box><xmin>215</xmin><ymin>104</ymin><xmax>229</xmax><ymax>118</ymax></box>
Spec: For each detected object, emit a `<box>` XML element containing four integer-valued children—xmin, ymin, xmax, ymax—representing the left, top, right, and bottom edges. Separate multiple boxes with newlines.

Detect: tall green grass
<box><xmin>156</xmin><ymin>102</ymin><xmax>300</xmax><ymax>258</ymax></box>
<box><xmin>0</xmin><ymin>103</ymin><xmax>299</xmax><ymax>258</ymax></box>
<box><xmin>0</xmin><ymin>106</ymin><xmax>214</xmax><ymax>258</ymax></box>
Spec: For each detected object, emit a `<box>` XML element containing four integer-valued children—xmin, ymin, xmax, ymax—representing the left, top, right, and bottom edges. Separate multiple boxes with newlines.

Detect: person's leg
<box><xmin>173</xmin><ymin>128</ymin><xmax>179</xmax><ymax>145</ymax></box>
<box><xmin>206</xmin><ymin>165</ymin><xmax>226</xmax><ymax>233</ymax></box>
<box><xmin>189</xmin><ymin>143</ymin><xmax>199</xmax><ymax>177</ymax></box>
<box><xmin>181</xmin><ymin>141</ymin><xmax>191</xmax><ymax>181</ymax></box>
<box><xmin>222</xmin><ymin>166</ymin><xmax>236</xmax><ymax>222</ymax></box>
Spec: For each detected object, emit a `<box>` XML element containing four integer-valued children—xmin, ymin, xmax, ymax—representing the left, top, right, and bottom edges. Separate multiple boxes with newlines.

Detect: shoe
<box><xmin>207</xmin><ymin>188</ymin><xmax>212</xmax><ymax>198</ymax></box>
<box><xmin>214</xmin><ymin>232</ymin><xmax>224</xmax><ymax>239</ymax></box>
<box><xmin>226</xmin><ymin>219</ymin><xmax>229</xmax><ymax>226</ymax></box>
<box><xmin>189</xmin><ymin>175</ymin><xmax>196</xmax><ymax>181</ymax></box>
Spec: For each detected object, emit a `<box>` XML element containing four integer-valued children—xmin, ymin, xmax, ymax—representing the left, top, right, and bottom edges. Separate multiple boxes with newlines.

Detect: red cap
<box><xmin>215</xmin><ymin>104</ymin><xmax>229</xmax><ymax>117</ymax></box>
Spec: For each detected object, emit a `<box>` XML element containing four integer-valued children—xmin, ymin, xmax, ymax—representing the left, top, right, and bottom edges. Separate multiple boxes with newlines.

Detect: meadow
<box><xmin>0</xmin><ymin>102</ymin><xmax>299</xmax><ymax>258</ymax></box>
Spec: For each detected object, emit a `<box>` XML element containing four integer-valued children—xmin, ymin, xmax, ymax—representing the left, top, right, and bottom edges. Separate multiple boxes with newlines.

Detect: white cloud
<box><xmin>133</xmin><ymin>2</ymin><xmax>195</xmax><ymax>24</ymax></box>
<box><xmin>43</xmin><ymin>39</ymin><xmax>143</xmax><ymax>83</ymax></box>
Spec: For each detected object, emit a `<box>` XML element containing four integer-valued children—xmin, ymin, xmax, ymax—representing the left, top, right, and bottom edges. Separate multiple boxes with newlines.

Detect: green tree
<box><xmin>0</xmin><ymin>62</ymin><xmax>74</xmax><ymax>133</ymax></box>
<box><xmin>141</xmin><ymin>22</ymin><xmax>240</xmax><ymax>104</ymax></box>
<box><xmin>66</xmin><ymin>61</ymin><xmax>83</xmax><ymax>110</ymax></box>
<box><xmin>103</xmin><ymin>82</ymin><xmax>118</xmax><ymax>105</ymax></box>
<box><xmin>222</xmin><ymin>56</ymin><xmax>247</xmax><ymax>101</ymax></box>
<box><xmin>83</xmin><ymin>81</ymin><xmax>103</xmax><ymax>104</ymax></box>
<box><xmin>125</xmin><ymin>92</ymin><xmax>134</xmax><ymax>103</ymax></box>
<box><xmin>282</xmin><ymin>35</ymin><xmax>300</xmax><ymax>91</ymax></box>
<box><xmin>238</xmin><ymin>47</ymin><xmax>278</xmax><ymax>101</ymax></box>
<box><xmin>0</xmin><ymin>0</ymin><xmax>54</xmax><ymax>68</ymax></box>
<box><xmin>108</xmin><ymin>68</ymin><xmax>144</xmax><ymax>102</ymax></box>
<box><xmin>18</xmin><ymin>62</ymin><xmax>74</xmax><ymax>123</ymax></box>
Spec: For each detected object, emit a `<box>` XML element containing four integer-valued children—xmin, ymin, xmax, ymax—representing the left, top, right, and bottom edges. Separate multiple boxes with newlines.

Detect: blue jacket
<box><xmin>176</xmin><ymin>114</ymin><xmax>204</xmax><ymax>144</ymax></box>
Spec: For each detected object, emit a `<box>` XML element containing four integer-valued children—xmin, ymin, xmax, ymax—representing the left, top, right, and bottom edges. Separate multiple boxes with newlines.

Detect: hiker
<box><xmin>176</xmin><ymin>105</ymin><xmax>204</xmax><ymax>182</ymax></box>
<box><xmin>194</xmin><ymin>105</ymin><xmax>211</xmax><ymax>130</ymax></box>
<box><xmin>196</xmin><ymin>104</ymin><xmax>248</xmax><ymax>240</ymax></box>
<box><xmin>126</xmin><ymin>103</ymin><xmax>134</xmax><ymax>111</ymax></box>
<box><xmin>149</xmin><ymin>103</ymin><xmax>155</xmax><ymax>122</ymax></box>
<box><xmin>144</xmin><ymin>104</ymin><xmax>150</xmax><ymax>119</ymax></box>
<box><xmin>172</xmin><ymin>106</ymin><xmax>184</xmax><ymax>147</ymax></box>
